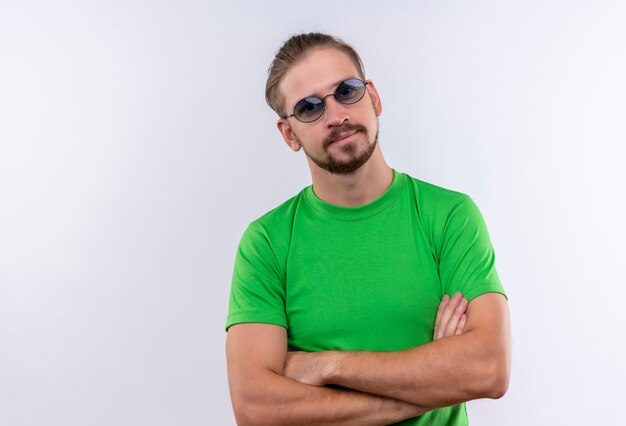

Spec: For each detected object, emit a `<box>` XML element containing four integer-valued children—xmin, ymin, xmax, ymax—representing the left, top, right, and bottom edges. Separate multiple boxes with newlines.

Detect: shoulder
<box><xmin>237</xmin><ymin>188</ymin><xmax>308</xmax><ymax>264</ymax></box>
<box><xmin>399</xmin><ymin>171</ymin><xmax>472</xmax><ymax>214</ymax></box>
<box><xmin>246</xmin><ymin>189</ymin><xmax>307</xmax><ymax>236</ymax></box>
<box><xmin>397</xmin><ymin>172</ymin><xmax>488</xmax><ymax>251</ymax></box>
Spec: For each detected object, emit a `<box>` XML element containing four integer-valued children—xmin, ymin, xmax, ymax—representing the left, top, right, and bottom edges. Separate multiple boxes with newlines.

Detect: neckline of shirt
<box><xmin>302</xmin><ymin>169</ymin><xmax>406</xmax><ymax>221</ymax></box>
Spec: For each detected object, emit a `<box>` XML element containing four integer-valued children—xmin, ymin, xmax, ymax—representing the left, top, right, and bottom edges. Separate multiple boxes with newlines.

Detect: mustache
<box><xmin>323</xmin><ymin>123</ymin><xmax>367</xmax><ymax>149</ymax></box>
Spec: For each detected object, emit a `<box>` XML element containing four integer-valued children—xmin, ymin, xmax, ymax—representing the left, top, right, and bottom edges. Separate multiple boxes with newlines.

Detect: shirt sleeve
<box><xmin>437</xmin><ymin>195</ymin><xmax>506</xmax><ymax>301</ymax></box>
<box><xmin>225</xmin><ymin>221</ymin><xmax>288</xmax><ymax>331</ymax></box>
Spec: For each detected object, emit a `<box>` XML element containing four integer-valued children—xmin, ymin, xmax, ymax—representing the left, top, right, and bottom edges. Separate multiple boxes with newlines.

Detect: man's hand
<box><xmin>227</xmin><ymin>323</ymin><xmax>430</xmax><ymax>425</ymax></box>
<box><xmin>283</xmin><ymin>350</ymin><xmax>332</xmax><ymax>387</ymax></box>
<box><xmin>284</xmin><ymin>293</ymin><xmax>469</xmax><ymax>386</ymax></box>
<box><xmin>433</xmin><ymin>292</ymin><xmax>468</xmax><ymax>340</ymax></box>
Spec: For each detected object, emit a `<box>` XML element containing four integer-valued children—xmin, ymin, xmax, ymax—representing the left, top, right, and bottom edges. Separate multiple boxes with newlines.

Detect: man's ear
<box><xmin>365</xmin><ymin>80</ymin><xmax>383</xmax><ymax>116</ymax></box>
<box><xmin>277</xmin><ymin>119</ymin><xmax>302</xmax><ymax>152</ymax></box>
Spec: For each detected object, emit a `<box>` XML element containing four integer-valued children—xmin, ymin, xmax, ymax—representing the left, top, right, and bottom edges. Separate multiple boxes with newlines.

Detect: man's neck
<box><xmin>308</xmin><ymin>148</ymin><xmax>393</xmax><ymax>207</ymax></box>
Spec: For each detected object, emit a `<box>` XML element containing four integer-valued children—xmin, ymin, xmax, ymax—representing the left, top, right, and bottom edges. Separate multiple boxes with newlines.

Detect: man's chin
<box><xmin>307</xmin><ymin>133</ymin><xmax>378</xmax><ymax>175</ymax></box>
<box><xmin>315</xmin><ymin>155</ymin><xmax>371</xmax><ymax>175</ymax></box>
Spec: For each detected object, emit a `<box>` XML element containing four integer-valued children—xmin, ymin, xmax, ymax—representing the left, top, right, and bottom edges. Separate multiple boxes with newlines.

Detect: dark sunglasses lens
<box><xmin>294</xmin><ymin>97</ymin><xmax>324</xmax><ymax>122</ymax></box>
<box><xmin>335</xmin><ymin>79</ymin><xmax>366</xmax><ymax>104</ymax></box>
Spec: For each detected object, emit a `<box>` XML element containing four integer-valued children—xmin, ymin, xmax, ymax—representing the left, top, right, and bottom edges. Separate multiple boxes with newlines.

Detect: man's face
<box><xmin>277</xmin><ymin>48</ymin><xmax>382</xmax><ymax>175</ymax></box>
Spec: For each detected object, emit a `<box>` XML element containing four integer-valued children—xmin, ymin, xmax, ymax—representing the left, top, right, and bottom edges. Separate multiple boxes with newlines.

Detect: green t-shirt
<box><xmin>226</xmin><ymin>169</ymin><xmax>506</xmax><ymax>425</ymax></box>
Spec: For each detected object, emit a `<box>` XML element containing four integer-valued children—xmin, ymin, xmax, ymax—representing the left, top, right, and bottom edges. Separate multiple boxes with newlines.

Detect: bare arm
<box><xmin>284</xmin><ymin>292</ymin><xmax>511</xmax><ymax>408</ymax></box>
<box><xmin>226</xmin><ymin>323</ymin><xmax>428</xmax><ymax>426</ymax></box>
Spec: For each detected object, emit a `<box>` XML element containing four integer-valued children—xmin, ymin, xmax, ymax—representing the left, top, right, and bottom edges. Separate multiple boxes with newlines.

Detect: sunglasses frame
<box><xmin>283</xmin><ymin>78</ymin><xmax>369</xmax><ymax>123</ymax></box>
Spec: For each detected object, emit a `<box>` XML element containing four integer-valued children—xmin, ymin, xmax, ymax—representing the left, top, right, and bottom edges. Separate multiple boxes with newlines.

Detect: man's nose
<box><xmin>323</xmin><ymin>96</ymin><xmax>349</xmax><ymax>126</ymax></box>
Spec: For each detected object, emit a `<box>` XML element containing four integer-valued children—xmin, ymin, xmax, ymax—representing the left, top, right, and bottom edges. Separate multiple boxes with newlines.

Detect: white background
<box><xmin>1</xmin><ymin>1</ymin><xmax>625</xmax><ymax>424</ymax></box>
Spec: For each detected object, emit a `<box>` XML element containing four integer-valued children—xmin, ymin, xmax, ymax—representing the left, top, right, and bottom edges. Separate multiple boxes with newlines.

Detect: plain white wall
<box><xmin>1</xmin><ymin>0</ymin><xmax>625</xmax><ymax>424</ymax></box>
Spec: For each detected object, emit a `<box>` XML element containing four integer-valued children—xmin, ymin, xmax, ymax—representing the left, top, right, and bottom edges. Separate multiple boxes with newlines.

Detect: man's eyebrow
<box><xmin>306</xmin><ymin>76</ymin><xmax>356</xmax><ymax>98</ymax></box>
<box><xmin>328</xmin><ymin>77</ymin><xmax>352</xmax><ymax>91</ymax></box>
<box><xmin>287</xmin><ymin>76</ymin><xmax>359</xmax><ymax>111</ymax></box>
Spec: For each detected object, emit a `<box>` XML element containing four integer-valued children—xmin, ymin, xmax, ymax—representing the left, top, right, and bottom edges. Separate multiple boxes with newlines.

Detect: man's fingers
<box><xmin>455</xmin><ymin>314</ymin><xmax>467</xmax><ymax>336</ymax></box>
<box><xmin>434</xmin><ymin>292</ymin><xmax>469</xmax><ymax>340</ymax></box>
<box><xmin>443</xmin><ymin>296</ymin><xmax>468</xmax><ymax>337</ymax></box>
<box><xmin>436</xmin><ymin>292</ymin><xmax>461</xmax><ymax>339</ymax></box>
<box><xmin>433</xmin><ymin>294</ymin><xmax>450</xmax><ymax>339</ymax></box>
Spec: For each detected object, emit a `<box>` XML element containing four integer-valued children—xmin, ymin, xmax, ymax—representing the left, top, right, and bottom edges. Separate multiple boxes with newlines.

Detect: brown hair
<box><xmin>265</xmin><ymin>32</ymin><xmax>366</xmax><ymax>118</ymax></box>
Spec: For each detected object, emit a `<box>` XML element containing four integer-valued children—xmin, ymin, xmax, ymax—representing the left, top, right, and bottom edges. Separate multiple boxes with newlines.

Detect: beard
<box><xmin>294</xmin><ymin>122</ymin><xmax>379</xmax><ymax>175</ymax></box>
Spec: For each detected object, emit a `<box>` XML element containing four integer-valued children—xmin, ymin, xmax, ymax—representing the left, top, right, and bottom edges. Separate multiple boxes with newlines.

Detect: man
<box><xmin>225</xmin><ymin>33</ymin><xmax>510</xmax><ymax>425</ymax></box>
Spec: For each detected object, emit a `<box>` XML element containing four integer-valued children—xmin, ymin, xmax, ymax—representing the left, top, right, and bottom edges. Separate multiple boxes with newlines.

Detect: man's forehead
<box><xmin>280</xmin><ymin>48</ymin><xmax>360</xmax><ymax>104</ymax></box>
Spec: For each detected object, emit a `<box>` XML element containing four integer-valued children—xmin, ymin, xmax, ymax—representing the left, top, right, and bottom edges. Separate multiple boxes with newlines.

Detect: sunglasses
<box><xmin>283</xmin><ymin>78</ymin><xmax>369</xmax><ymax>123</ymax></box>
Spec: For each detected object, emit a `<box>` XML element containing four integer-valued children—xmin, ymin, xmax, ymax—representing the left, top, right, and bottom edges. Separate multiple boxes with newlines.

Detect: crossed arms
<box><xmin>226</xmin><ymin>292</ymin><xmax>511</xmax><ymax>425</ymax></box>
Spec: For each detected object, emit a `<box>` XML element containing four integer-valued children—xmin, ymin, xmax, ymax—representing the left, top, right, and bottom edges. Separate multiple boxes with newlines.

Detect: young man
<box><xmin>225</xmin><ymin>33</ymin><xmax>511</xmax><ymax>425</ymax></box>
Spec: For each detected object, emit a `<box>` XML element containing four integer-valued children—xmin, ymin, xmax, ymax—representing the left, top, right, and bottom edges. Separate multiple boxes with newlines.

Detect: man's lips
<box><xmin>323</xmin><ymin>124</ymin><xmax>366</xmax><ymax>148</ymax></box>
<box><xmin>329</xmin><ymin>130</ymin><xmax>358</xmax><ymax>144</ymax></box>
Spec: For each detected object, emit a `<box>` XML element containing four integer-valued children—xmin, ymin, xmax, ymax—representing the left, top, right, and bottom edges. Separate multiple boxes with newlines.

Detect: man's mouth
<box><xmin>329</xmin><ymin>130</ymin><xmax>358</xmax><ymax>144</ymax></box>
<box><xmin>323</xmin><ymin>124</ymin><xmax>367</xmax><ymax>149</ymax></box>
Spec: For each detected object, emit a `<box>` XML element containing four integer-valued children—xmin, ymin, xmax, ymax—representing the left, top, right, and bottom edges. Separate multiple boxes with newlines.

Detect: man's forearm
<box><xmin>284</xmin><ymin>293</ymin><xmax>511</xmax><ymax>408</ymax></box>
<box><xmin>231</xmin><ymin>369</ymin><xmax>429</xmax><ymax>426</ymax></box>
<box><xmin>324</xmin><ymin>330</ymin><xmax>508</xmax><ymax>408</ymax></box>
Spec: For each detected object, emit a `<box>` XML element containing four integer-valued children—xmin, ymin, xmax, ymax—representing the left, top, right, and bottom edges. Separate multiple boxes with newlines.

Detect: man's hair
<box><xmin>265</xmin><ymin>32</ymin><xmax>366</xmax><ymax>118</ymax></box>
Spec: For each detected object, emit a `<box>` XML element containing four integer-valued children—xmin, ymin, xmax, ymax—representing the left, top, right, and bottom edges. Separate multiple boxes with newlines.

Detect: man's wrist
<box><xmin>321</xmin><ymin>350</ymin><xmax>345</xmax><ymax>385</ymax></box>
